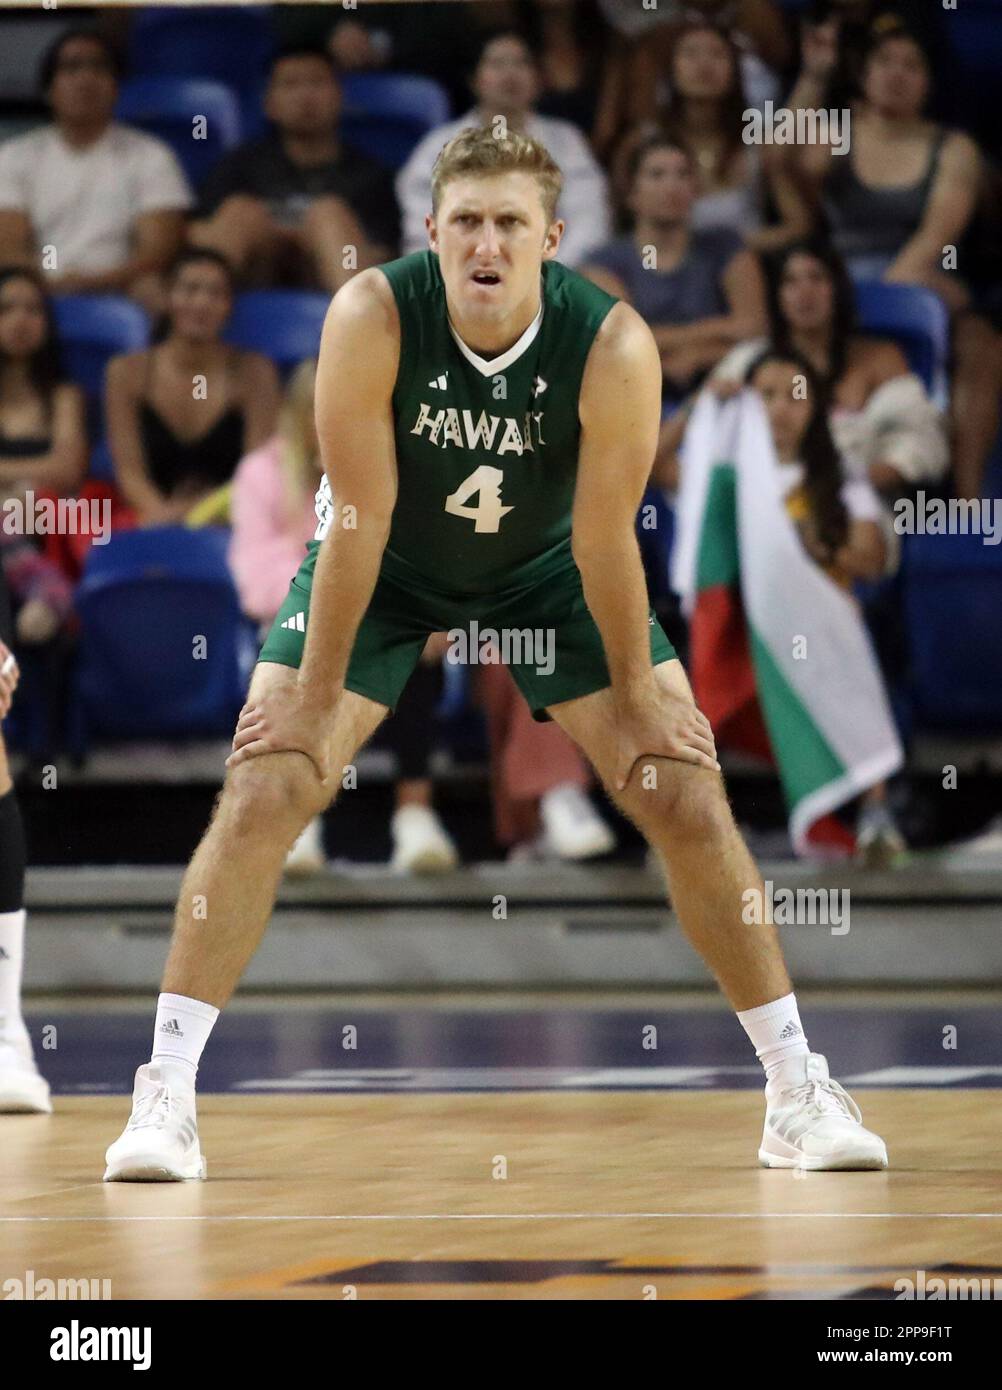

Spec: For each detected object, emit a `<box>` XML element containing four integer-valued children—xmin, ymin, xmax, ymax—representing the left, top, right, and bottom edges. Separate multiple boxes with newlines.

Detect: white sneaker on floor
<box><xmin>0</xmin><ymin>1041</ymin><xmax>52</xmax><ymax>1114</ymax></box>
<box><xmin>759</xmin><ymin>1052</ymin><xmax>888</xmax><ymax>1171</ymax></box>
<box><xmin>390</xmin><ymin>804</ymin><xmax>459</xmax><ymax>874</ymax></box>
<box><xmin>540</xmin><ymin>783</ymin><xmax>616</xmax><ymax>860</ymax></box>
<box><xmin>284</xmin><ymin>816</ymin><xmax>326</xmax><ymax>876</ymax></box>
<box><xmin>104</xmin><ymin>1063</ymin><xmax>205</xmax><ymax>1182</ymax></box>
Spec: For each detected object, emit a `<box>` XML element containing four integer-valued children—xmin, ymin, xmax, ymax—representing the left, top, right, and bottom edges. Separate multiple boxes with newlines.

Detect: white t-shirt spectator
<box><xmin>0</xmin><ymin>122</ymin><xmax>192</xmax><ymax>275</ymax></box>
<box><xmin>396</xmin><ymin>110</ymin><xmax>611</xmax><ymax>268</ymax></box>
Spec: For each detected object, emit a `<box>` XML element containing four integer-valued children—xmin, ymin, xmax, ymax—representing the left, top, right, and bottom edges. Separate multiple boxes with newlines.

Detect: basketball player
<box><xmin>105</xmin><ymin>128</ymin><xmax>886</xmax><ymax>1179</ymax></box>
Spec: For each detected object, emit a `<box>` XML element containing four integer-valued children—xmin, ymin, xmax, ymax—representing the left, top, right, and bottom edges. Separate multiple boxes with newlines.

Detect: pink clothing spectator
<box><xmin>228</xmin><ymin>436</ymin><xmax>318</xmax><ymax>626</ymax></box>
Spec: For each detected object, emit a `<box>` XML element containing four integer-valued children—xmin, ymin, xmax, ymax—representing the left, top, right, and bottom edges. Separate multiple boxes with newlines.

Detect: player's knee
<box><xmin>628</xmin><ymin>762</ymin><xmax>732</xmax><ymax>845</ymax></box>
<box><xmin>222</xmin><ymin>755</ymin><xmax>324</xmax><ymax>840</ymax></box>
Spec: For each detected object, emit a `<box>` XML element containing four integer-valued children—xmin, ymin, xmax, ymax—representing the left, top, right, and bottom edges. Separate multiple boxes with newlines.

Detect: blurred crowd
<box><xmin>1</xmin><ymin>1</ymin><xmax>1000</xmax><ymax>869</ymax></box>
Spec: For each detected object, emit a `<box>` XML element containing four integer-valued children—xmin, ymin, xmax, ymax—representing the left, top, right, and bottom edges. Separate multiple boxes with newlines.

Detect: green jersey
<box><xmin>314</xmin><ymin>250</ymin><xmax>617</xmax><ymax>597</ymax></box>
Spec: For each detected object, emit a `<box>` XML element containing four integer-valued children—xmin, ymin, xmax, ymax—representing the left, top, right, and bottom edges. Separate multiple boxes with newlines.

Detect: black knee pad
<box><xmin>0</xmin><ymin>787</ymin><xmax>26</xmax><ymax>912</ymax></box>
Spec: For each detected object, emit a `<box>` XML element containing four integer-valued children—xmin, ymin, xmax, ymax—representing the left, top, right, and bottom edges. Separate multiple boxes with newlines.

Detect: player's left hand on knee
<box><xmin>613</xmin><ymin>687</ymin><xmax>719</xmax><ymax>791</ymax></box>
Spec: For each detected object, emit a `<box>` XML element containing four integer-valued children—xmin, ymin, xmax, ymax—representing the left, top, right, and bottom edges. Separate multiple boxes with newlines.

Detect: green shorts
<box><xmin>258</xmin><ymin>543</ymin><xmax>677</xmax><ymax>722</ymax></box>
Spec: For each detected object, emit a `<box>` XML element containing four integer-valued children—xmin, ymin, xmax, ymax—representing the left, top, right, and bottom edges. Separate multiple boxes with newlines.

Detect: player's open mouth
<box><xmin>470</xmin><ymin>270</ymin><xmax>502</xmax><ymax>286</ymax></box>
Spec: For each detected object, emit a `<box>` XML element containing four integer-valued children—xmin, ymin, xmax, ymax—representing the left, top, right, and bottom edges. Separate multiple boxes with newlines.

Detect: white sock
<box><xmin>0</xmin><ymin>908</ymin><xmax>31</xmax><ymax>1054</ymax></box>
<box><xmin>737</xmin><ymin>992</ymin><xmax>811</xmax><ymax>1084</ymax></box>
<box><xmin>151</xmin><ymin>992</ymin><xmax>219</xmax><ymax>1086</ymax></box>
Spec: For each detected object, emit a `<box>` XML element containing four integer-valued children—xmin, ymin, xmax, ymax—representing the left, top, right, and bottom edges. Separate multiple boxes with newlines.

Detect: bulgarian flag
<box><xmin>671</xmin><ymin>390</ymin><xmax>903</xmax><ymax>856</ymax></box>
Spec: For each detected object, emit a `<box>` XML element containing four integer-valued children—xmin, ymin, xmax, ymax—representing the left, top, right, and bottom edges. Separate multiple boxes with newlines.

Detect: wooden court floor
<box><xmin>3</xmin><ymin>1090</ymin><xmax>1001</xmax><ymax>1300</ymax></box>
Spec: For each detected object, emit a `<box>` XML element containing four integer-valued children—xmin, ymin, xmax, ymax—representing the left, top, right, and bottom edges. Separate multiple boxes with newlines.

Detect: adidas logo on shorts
<box><xmin>281</xmin><ymin>611</ymin><xmax>306</xmax><ymax>633</ymax></box>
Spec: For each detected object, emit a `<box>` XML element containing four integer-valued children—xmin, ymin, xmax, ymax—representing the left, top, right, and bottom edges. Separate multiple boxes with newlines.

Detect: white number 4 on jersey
<box><xmin>444</xmin><ymin>464</ymin><xmax>513</xmax><ymax>533</ymax></box>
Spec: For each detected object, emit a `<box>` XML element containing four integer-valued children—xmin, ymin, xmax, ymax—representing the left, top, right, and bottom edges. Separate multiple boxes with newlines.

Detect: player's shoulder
<box><xmin>327</xmin><ymin>265</ymin><xmax>401</xmax><ymax>335</ymax></box>
<box><xmin>588</xmin><ymin>298</ymin><xmax>657</xmax><ymax>365</ymax></box>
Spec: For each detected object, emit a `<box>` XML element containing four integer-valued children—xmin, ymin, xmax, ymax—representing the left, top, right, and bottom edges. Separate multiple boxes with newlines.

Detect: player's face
<box><xmin>628</xmin><ymin>148</ymin><xmax>697</xmax><ymax>224</ymax></box>
<box><xmin>473</xmin><ymin>37</ymin><xmax>540</xmax><ymax>114</ymax></box>
<box><xmin>168</xmin><ymin>262</ymin><xmax>233</xmax><ymax>341</ymax></box>
<box><xmin>266</xmin><ymin>57</ymin><xmax>341</xmax><ymax>135</ymax></box>
<box><xmin>862</xmin><ymin>38</ymin><xmax>930</xmax><ymax>118</ymax></box>
<box><xmin>750</xmin><ymin>360</ymin><xmax>813</xmax><ymax>463</ymax></box>
<box><xmin>429</xmin><ymin>173</ymin><xmax>562</xmax><ymax>324</ymax></box>
<box><xmin>778</xmin><ymin>254</ymin><xmax>834</xmax><ymax>333</ymax></box>
<box><xmin>0</xmin><ymin>277</ymin><xmax>48</xmax><ymax>359</ymax></box>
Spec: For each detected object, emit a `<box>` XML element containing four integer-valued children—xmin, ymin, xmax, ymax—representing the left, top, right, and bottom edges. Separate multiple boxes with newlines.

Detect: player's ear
<box><xmin>542</xmin><ymin>219</ymin><xmax>564</xmax><ymax>260</ymax></box>
<box><xmin>426</xmin><ymin>212</ymin><xmax>438</xmax><ymax>252</ymax></box>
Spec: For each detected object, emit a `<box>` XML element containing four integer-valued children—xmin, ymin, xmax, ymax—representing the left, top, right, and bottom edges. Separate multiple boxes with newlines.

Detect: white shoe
<box><xmin>284</xmin><ymin>816</ymin><xmax>326</xmax><ymax>876</ymax></box>
<box><xmin>0</xmin><ymin>1041</ymin><xmax>52</xmax><ymax>1114</ymax></box>
<box><xmin>759</xmin><ymin>1052</ymin><xmax>888</xmax><ymax>1171</ymax></box>
<box><xmin>390</xmin><ymin>804</ymin><xmax>459</xmax><ymax>874</ymax></box>
<box><xmin>104</xmin><ymin>1063</ymin><xmax>205</xmax><ymax>1182</ymax></box>
<box><xmin>540</xmin><ymin>783</ymin><xmax>616</xmax><ymax>860</ymax></box>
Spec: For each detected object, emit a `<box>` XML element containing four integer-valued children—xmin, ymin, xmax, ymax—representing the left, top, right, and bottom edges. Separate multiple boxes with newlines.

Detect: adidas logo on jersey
<box><xmin>428</xmin><ymin>372</ymin><xmax>448</xmax><ymax>390</ymax></box>
<box><xmin>778</xmin><ymin>1021</ymin><xmax>803</xmax><ymax>1041</ymax></box>
<box><xmin>281</xmin><ymin>611</ymin><xmax>306</xmax><ymax>633</ymax></box>
<box><xmin>159</xmin><ymin>1018</ymin><xmax>184</xmax><ymax>1038</ymax></box>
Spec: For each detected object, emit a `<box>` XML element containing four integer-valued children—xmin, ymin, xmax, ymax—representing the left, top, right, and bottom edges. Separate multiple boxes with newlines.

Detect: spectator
<box><xmin>397</xmin><ymin>31</ymin><xmax>611</xmax><ymax>265</ymax></box>
<box><xmin>744</xmin><ymin>350</ymin><xmax>904</xmax><ymax>863</ymax></box>
<box><xmin>476</xmin><ymin>659</ymin><xmax>616</xmax><ymax>861</ymax></box>
<box><xmin>0</xmin><ymin>29</ymin><xmax>191</xmax><ymax>317</ymax></box>
<box><xmin>711</xmin><ymin>240</ymin><xmax>948</xmax><ymax>498</ymax></box>
<box><xmin>612</xmin><ymin>21</ymin><xmax>810</xmax><ymax>251</ymax></box>
<box><xmin>105</xmin><ymin>249</ymin><xmax>279</xmax><ymax>527</ymax></box>
<box><xmin>190</xmin><ymin>46</ymin><xmax>400</xmax><ymax>292</ymax></box>
<box><xmin>229</xmin><ymin>358</ymin><xmax>458</xmax><ymax>876</ymax></box>
<box><xmin>798</xmin><ymin>21</ymin><xmax>998</xmax><ymax>499</ymax></box>
<box><xmin>520</xmin><ymin>0</ymin><xmax>610</xmax><ymax>142</ymax></box>
<box><xmin>0</xmin><ymin>267</ymin><xmax>86</xmax><ymax>497</ymax></box>
<box><xmin>583</xmin><ymin>136</ymin><xmax>767</xmax><ymax>400</ymax></box>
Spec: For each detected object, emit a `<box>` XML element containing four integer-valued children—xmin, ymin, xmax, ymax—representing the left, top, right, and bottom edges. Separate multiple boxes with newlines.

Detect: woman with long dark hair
<box><xmin>713</xmin><ymin>239</ymin><xmax>948</xmax><ymax>495</ymax></box>
<box><xmin>105</xmin><ymin>248</ymin><xmax>279</xmax><ymax>526</ymax></box>
<box><xmin>612</xmin><ymin>20</ymin><xmax>809</xmax><ymax>252</ymax></box>
<box><xmin>745</xmin><ymin>349</ymin><xmax>904</xmax><ymax>862</ymax></box>
<box><xmin>0</xmin><ymin>267</ymin><xmax>86</xmax><ymax>496</ymax></box>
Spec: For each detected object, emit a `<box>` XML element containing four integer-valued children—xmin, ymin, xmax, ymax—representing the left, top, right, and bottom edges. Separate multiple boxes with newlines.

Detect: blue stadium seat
<box><xmin>116</xmin><ymin>77</ymin><xmax>242</xmax><ymax>189</ymax></box>
<box><xmin>902</xmin><ymin>530</ymin><xmax>1002</xmax><ymax>733</ymax></box>
<box><xmin>71</xmin><ymin>527</ymin><xmax>258</xmax><ymax>744</ymax></box>
<box><xmin>852</xmin><ymin>280</ymin><xmax>951</xmax><ymax>406</ymax></box>
<box><xmin>223</xmin><ymin>291</ymin><xmax>329</xmax><ymax>377</ymax></box>
<box><xmin>53</xmin><ymin>296</ymin><xmax>150</xmax><ymax>439</ymax></box>
<box><xmin>340</xmin><ymin>73</ymin><xmax>451</xmax><ymax>168</ymax></box>
<box><xmin>129</xmin><ymin>6</ymin><xmax>275</xmax><ymax>139</ymax></box>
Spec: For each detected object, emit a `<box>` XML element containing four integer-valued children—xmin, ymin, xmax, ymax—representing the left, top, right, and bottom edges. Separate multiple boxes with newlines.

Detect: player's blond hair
<box><xmin>430</xmin><ymin>126</ymin><xmax>563</xmax><ymax>225</ymax></box>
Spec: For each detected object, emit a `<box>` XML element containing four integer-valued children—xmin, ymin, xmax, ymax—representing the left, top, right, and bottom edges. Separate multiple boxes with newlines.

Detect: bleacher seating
<box><xmin>129</xmin><ymin>5</ymin><xmax>275</xmax><ymax>140</ymax></box>
<box><xmin>69</xmin><ymin>526</ymin><xmax>258</xmax><ymax>747</ymax></box>
<box><xmin>53</xmin><ymin>295</ymin><xmax>150</xmax><ymax>445</ymax></box>
<box><xmin>340</xmin><ymin>73</ymin><xmax>451</xmax><ymax>168</ymax></box>
<box><xmin>853</xmin><ymin>280</ymin><xmax>951</xmax><ymax>406</ymax></box>
<box><xmin>116</xmin><ymin>76</ymin><xmax>242</xmax><ymax>189</ymax></box>
<box><xmin>902</xmin><ymin>530</ymin><xmax>1002</xmax><ymax>733</ymax></box>
<box><xmin>223</xmin><ymin>290</ymin><xmax>329</xmax><ymax>377</ymax></box>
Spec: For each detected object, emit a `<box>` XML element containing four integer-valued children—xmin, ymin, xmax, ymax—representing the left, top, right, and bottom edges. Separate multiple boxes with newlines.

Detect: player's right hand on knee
<box><xmin>226</xmin><ymin>684</ymin><xmax>335</xmax><ymax>784</ymax></box>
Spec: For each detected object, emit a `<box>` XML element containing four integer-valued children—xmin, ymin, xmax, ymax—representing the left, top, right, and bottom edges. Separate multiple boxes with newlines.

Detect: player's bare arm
<box><xmin>573</xmin><ymin>301</ymin><xmax>719</xmax><ymax>790</ymax></box>
<box><xmin>228</xmin><ymin>268</ymin><xmax>400</xmax><ymax>780</ymax></box>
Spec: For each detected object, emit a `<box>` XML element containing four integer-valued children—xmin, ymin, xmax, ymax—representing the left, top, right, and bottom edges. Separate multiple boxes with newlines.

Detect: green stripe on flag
<box><xmin>695</xmin><ymin>464</ymin><xmax>739</xmax><ymax>592</ymax></box>
<box><xmin>749</xmin><ymin>630</ymin><xmax>846</xmax><ymax>808</ymax></box>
